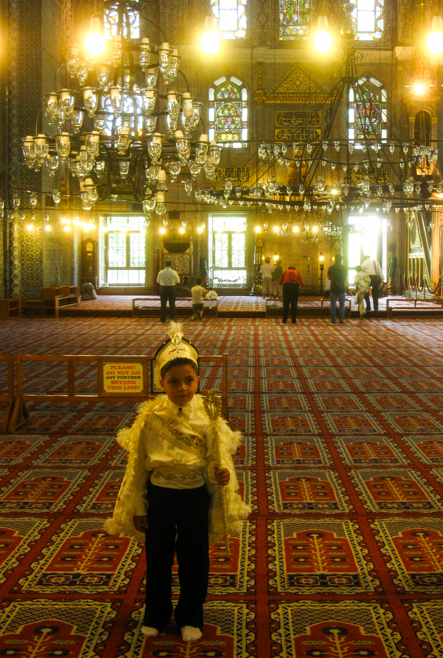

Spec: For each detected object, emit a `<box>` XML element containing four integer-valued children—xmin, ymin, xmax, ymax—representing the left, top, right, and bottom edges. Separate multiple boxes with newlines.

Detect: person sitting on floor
<box><xmin>80</xmin><ymin>282</ymin><xmax>97</xmax><ymax>300</ymax></box>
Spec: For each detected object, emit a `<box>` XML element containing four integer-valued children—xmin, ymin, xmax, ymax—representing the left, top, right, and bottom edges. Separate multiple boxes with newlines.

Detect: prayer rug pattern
<box><xmin>1</xmin><ymin>317</ymin><xmax>443</xmax><ymax>657</ymax></box>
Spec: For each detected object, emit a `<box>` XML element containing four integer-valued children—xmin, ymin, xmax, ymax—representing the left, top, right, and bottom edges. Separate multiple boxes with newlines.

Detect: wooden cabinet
<box><xmin>0</xmin><ymin>299</ymin><xmax>20</xmax><ymax>320</ymax></box>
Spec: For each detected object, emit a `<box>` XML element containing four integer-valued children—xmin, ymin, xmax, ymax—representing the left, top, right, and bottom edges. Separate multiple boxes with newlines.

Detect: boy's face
<box><xmin>160</xmin><ymin>363</ymin><xmax>199</xmax><ymax>407</ymax></box>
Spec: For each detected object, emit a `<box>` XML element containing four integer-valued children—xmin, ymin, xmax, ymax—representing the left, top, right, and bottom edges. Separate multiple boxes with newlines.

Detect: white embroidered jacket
<box><xmin>104</xmin><ymin>394</ymin><xmax>250</xmax><ymax>544</ymax></box>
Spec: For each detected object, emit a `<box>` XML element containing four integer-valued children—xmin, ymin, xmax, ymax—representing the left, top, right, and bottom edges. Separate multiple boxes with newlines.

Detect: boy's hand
<box><xmin>133</xmin><ymin>515</ymin><xmax>148</xmax><ymax>532</ymax></box>
<box><xmin>214</xmin><ymin>464</ymin><xmax>230</xmax><ymax>486</ymax></box>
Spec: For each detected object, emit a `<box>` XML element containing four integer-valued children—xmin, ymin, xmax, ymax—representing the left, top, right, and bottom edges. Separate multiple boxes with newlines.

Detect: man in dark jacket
<box><xmin>327</xmin><ymin>255</ymin><xmax>348</xmax><ymax>324</ymax></box>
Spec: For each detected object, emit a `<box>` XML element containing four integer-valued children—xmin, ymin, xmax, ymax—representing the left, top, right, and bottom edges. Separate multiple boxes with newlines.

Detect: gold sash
<box><xmin>150</xmin><ymin>411</ymin><xmax>206</xmax><ymax>458</ymax></box>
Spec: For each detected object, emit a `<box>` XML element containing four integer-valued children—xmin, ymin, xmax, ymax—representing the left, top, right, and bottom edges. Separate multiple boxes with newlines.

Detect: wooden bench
<box><xmin>0</xmin><ymin>299</ymin><xmax>20</xmax><ymax>320</ymax></box>
<box><xmin>22</xmin><ymin>289</ymin><xmax>81</xmax><ymax>318</ymax></box>
<box><xmin>132</xmin><ymin>297</ymin><xmax>218</xmax><ymax>318</ymax></box>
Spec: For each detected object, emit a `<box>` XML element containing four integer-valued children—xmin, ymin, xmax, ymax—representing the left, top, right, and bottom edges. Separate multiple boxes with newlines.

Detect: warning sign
<box><xmin>101</xmin><ymin>361</ymin><xmax>145</xmax><ymax>395</ymax></box>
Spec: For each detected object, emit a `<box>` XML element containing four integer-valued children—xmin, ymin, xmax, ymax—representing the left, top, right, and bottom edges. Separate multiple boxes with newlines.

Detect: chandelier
<box><xmin>21</xmin><ymin>0</ymin><xmax>223</xmax><ymax>214</ymax></box>
<box><xmin>196</xmin><ymin>5</ymin><xmax>443</xmax><ymax>229</ymax></box>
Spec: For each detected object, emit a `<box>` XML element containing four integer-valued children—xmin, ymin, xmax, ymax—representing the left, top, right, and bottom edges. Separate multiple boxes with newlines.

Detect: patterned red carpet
<box><xmin>59</xmin><ymin>293</ymin><xmax>443</xmax><ymax>318</ymax></box>
<box><xmin>0</xmin><ymin>317</ymin><xmax>443</xmax><ymax>657</ymax></box>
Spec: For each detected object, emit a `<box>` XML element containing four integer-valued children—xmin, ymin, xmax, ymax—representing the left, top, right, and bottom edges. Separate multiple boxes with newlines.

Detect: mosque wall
<box><xmin>1</xmin><ymin>0</ymin><xmax>442</xmax><ymax>298</ymax></box>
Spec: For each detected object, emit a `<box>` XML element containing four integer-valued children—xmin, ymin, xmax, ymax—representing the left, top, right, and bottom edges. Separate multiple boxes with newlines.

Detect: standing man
<box><xmin>327</xmin><ymin>254</ymin><xmax>348</xmax><ymax>324</ymax></box>
<box><xmin>272</xmin><ymin>259</ymin><xmax>283</xmax><ymax>298</ymax></box>
<box><xmin>361</xmin><ymin>255</ymin><xmax>384</xmax><ymax>312</ymax></box>
<box><xmin>279</xmin><ymin>265</ymin><xmax>304</xmax><ymax>324</ymax></box>
<box><xmin>157</xmin><ymin>260</ymin><xmax>180</xmax><ymax>323</ymax></box>
<box><xmin>260</xmin><ymin>257</ymin><xmax>275</xmax><ymax>299</ymax></box>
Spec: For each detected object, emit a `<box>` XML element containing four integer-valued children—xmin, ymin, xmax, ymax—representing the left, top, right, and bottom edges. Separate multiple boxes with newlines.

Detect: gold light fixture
<box><xmin>85</xmin><ymin>17</ymin><xmax>106</xmax><ymax>57</ymax></box>
<box><xmin>428</xmin><ymin>16</ymin><xmax>443</xmax><ymax>55</ymax></box>
<box><xmin>201</xmin><ymin>15</ymin><xmax>220</xmax><ymax>54</ymax></box>
<box><xmin>313</xmin><ymin>16</ymin><xmax>333</xmax><ymax>53</ymax></box>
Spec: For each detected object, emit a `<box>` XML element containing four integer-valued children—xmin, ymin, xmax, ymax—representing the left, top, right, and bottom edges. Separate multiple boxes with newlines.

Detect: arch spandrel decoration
<box><xmin>254</xmin><ymin>63</ymin><xmax>330</xmax><ymax>104</ymax></box>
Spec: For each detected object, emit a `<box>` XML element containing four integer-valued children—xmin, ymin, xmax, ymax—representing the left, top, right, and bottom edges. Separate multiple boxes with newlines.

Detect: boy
<box><xmin>105</xmin><ymin>325</ymin><xmax>249</xmax><ymax>643</ymax></box>
<box><xmin>191</xmin><ymin>277</ymin><xmax>206</xmax><ymax>320</ymax></box>
<box><xmin>354</xmin><ymin>265</ymin><xmax>371</xmax><ymax>318</ymax></box>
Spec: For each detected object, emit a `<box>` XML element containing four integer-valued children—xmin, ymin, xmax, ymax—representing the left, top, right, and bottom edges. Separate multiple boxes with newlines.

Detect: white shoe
<box><xmin>141</xmin><ymin>626</ymin><xmax>159</xmax><ymax>637</ymax></box>
<box><xmin>181</xmin><ymin>626</ymin><xmax>202</xmax><ymax>642</ymax></box>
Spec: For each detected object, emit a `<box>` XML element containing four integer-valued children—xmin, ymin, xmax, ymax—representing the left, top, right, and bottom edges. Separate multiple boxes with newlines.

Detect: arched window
<box><xmin>209</xmin><ymin>76</ymin><xmax>248</xmax><ymax>148</ymax></box>
<box><xmin>349</xmin><ymin>0</ymin><xmax>384</xmax><ymax>41</ymax></box>
<box><xmin>414</xmin><ymin>110</ymin><xmax>432</xmax><ymax>146</ymax></box>
<box><xmin>211</xmin><ymin>0</ymin><xmax>247</xmax><ymax>39</ymax></box>
<box><xmin>279</xmin><ymin>0</ymin><xmax>312</xmax><ymax>41</ymax></box>
<box><xmin>104</xmin><ymin>0</ymin><xmax>140</xmax><ymax>39</ymax></box>
<box><xmin>349</xmin><ymin>76</ymin><xmax>387</xmax><ymax>143</ymax></box>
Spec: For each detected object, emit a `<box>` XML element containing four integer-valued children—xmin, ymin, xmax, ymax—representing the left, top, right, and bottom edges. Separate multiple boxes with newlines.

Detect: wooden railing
<box><xmin>8</xmin><ymin>352</ymin><xmax>228</xmax><ymax>432</ymax></box>
<box><xmin>0</xmin><ymin>355</ymin><xmax>14</xmax><ymax>432</ymax></box>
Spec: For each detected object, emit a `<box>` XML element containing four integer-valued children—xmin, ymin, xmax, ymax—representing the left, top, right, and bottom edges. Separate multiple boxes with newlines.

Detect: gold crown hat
<box><xmin>152</xmin><ymin>322</ymin><xmax>199</xmax><ymax>388</ymax></box>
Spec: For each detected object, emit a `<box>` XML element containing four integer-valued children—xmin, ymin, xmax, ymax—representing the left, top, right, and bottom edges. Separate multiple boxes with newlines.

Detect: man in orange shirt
<box><xmin>278</xmin><ymin>266</ymin><xmax>304</xmax><ymax>324</ymax></box>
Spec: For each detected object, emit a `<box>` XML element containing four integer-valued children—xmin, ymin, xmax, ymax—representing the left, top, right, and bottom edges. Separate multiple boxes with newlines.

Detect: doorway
<box><xmin>347</xmin><ymin>214</ymin><xmax>387</xmax><ymax>282</ymax></box>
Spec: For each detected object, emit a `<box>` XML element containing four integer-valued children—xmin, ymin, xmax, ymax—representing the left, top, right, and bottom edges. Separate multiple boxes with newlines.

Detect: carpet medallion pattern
<box><xmin>0</xmin><ymin>317</ymin><xmax>443</xmax><ymax>656</ymax></box>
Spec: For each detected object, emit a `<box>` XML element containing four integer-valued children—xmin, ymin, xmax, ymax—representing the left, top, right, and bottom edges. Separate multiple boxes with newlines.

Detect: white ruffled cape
<box><xmin>104</xmin><ymin>395</ymin><xmax>250</xmax><ymax>544</ymax></box>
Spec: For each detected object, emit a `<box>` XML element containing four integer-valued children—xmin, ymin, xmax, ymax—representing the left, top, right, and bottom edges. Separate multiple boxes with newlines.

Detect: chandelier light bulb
<box><xmin>143</xmin><ymin>89</ymin><xmax>156</xmax><ymax>116</ymax></box>
<box><xmin>314</xmin><ymin>16</ymin><xmax>333</xmax><ymax>53</ymax></box>
<box><xmin>110</xmin><ymin>86</ymin><xmax>123</xmax><ymax>112</ymax></box>
<box><xmin>85</xmin><ymin>17</ymin><xmax>105</xmax><ymax>57</ymax></box>
<box><xmin>83</xmin><ymin>87</ymin><xmax>98</xmax><ymax>117</ymax></box>
<box><xmin>139</xmin><ymin>38</ymin><xmax>151</xmax><ymax>70</ymax></box>
<box><xmin>158</xmin><ymin>42</ymin><xmax>171</xmax><ymax>74</ymax></box>
<box><xmin>428</xmin><ymin>16</ymin><xmax>443</xmax><ymax>55</ymax></box>
<box><xmin>146</xmin><ymin>67</ymin><xmax>159</xmax><ymax>89</ymax></box>
<box><xmin>22</xmin><ymin>135</ymin><xmax>36</xmax><ymax>167</ymax></box>
<box><xmin>201</xmin><ymin>15</ymin><xmax>220</xmax><ymax>54</ymax></box>
<box><xmin>155</xmin><ymin>191</ymin><xmax>167</xmax><ymax>214</ymax></box>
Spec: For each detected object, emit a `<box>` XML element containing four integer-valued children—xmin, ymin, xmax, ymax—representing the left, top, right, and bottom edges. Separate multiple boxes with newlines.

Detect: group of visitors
<box><xmin>327</xmin><ymin>254</ymin><xmax>384</xmax><ymax>323</ymax></box>
<box><xmin>157</xmin><ymin>261</ymin><xmax>207</xmax><ymax>323</ymax></box>
<box><xmin>158</xmin><ymin>255</ymin><xmax>384</xmax><ymax>326</ymax></box>
<box><xmin>262</xmin><ymin>254</ymin><xmax>383</xmax><ymax>325</ymax></box>
<box><xmin>259</xmin><ymin>257</ymin><xmax>284</xmax><ymax>299</ymax></box>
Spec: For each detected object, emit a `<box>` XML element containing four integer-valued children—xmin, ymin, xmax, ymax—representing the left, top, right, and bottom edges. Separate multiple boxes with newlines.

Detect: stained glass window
<box><xmin>209</xmin><ymin>76</ymin><xmax>247</xmax><ymax>148</ymax></box>
<box><xmin>211</xmin><ymin>0</ymin><xmax>247</xmax><ymax>39</ymax></box>
<box><xmin>349</xmin><ymin>0</ymin><xmax>384</xmax><ymax>41</ymax></box>
<box><xmin>279</xmin><ymin>0</ymin><xmax>312</xmax><ymax>40</ymax></box>
<box><xmin>104</xmin><ymin>0</ymin><xmax>140</xmax><ymax>39</ymax></box>
<box><xmin>348</xmin><ymin>76</ymin><xmax>387</xmax><ymax>143</ymax></box>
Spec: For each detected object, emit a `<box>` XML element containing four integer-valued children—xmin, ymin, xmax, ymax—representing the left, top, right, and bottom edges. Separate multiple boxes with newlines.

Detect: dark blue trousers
<box><xmin>282</xmin><ymin>282</ymin><xmax>299</xmax><ymax>323</ymax></box>
<box><xmin>159</xmin><ymin>286</ymin><xmax>176</xmax><ymax>322</ymax></box>
<box><xmin>144</xmin><ymin>481</ymin><xmax>210</xmax><ymax>631</ymax></box>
